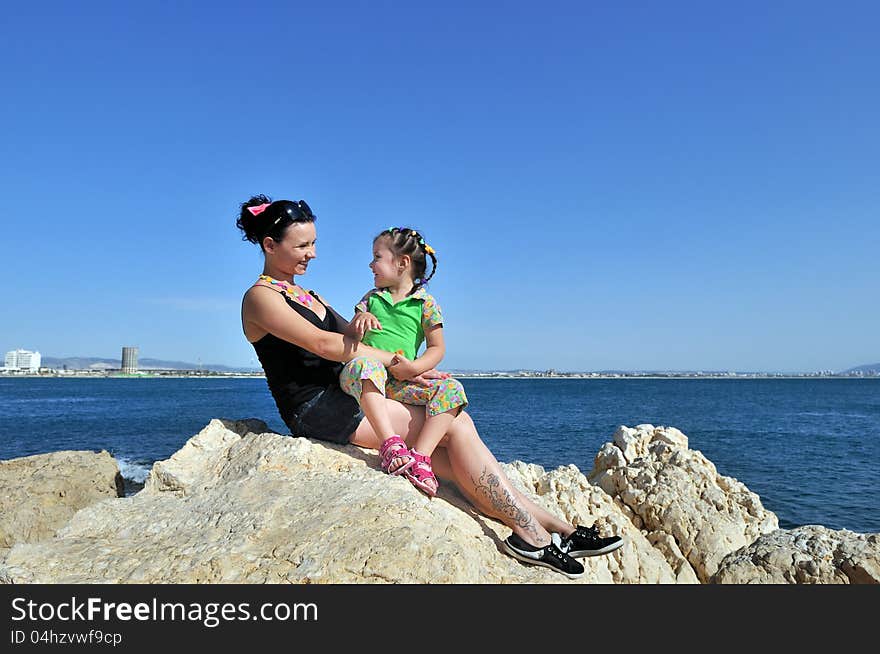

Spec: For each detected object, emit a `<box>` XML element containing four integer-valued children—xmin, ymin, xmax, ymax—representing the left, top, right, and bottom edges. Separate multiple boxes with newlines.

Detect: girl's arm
<box><xmin>390</xmin><ymin>292</ymin><xmax>447</xmax><ymax>379</ymax></box>
<box><xmin>410</xmin><ymin>325</ymin><xmax>446</xmax><ymax>376</ymax></box>
<box><xmin>387</xmin><ymin>325</ymin><xmax>446</xmax><ymax>381</ymax></box>
<box><xmin>244</xmin><ymin>286</ymin><xmax>397</xmax><ymax>367</ymax></box>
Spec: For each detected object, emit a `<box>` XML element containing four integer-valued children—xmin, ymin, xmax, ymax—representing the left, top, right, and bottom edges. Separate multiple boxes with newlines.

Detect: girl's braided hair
<box><xmin>376</xmin><ymin>226</ymin><xmax>437</xmax><ymax>295</ymax></box>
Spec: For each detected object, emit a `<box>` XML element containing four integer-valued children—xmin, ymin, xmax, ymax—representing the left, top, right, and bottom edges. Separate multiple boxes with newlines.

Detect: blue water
<box><xmin>1</xmin><ymin>377</ymin><xmax>877</xmax><ymax>533</ymax></box>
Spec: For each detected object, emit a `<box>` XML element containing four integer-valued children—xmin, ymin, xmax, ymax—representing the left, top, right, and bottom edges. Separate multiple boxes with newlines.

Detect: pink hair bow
<box><xmin>247</xmin><ymin>203</ymin><xmax>271</xmax><ymax>216</ymax></box>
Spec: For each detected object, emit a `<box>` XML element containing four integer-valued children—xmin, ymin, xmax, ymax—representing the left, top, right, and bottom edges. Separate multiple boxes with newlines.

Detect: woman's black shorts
<box><xmin>287</xmin><ymin>384</ymin><xmax>365</xmax><ymax>445</ymax></box>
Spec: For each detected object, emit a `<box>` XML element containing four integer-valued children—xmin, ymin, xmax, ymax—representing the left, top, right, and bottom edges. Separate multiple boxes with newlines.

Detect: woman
<box><xmin>237</xmin><ymin>194</ymin><xmax>622</xmax><ymax>578</ymax></box>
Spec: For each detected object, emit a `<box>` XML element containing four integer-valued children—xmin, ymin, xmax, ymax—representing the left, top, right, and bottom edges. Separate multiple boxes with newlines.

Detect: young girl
<box><xmin>339</xmin><ymin>227</ymin><xmax>468</xmax><ymax>497</ymax></box>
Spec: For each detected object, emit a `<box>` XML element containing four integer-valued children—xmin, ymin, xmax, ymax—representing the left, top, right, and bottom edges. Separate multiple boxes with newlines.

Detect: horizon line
<box><xmin>25</xmin><ymin>354</ymin><xmax>880</xmax><ymax>376</ymax></box>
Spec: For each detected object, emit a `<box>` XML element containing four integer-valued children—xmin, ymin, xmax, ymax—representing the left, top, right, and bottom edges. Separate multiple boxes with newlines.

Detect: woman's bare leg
<box><xmin>350</xmin><ymin>401</ymin><xmax>574</xmax><ymax>545</ymax></box>
<box><xmin>431</xmin><ymin>411</ymin><xmax>576</xmax><ymax>539</ymax></box>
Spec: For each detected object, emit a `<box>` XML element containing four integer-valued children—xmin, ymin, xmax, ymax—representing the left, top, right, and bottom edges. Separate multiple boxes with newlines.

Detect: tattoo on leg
<box><xmin>471</xmin><ymin>468</ymin><xmax>543</xmax><ymax>542</ymax></box>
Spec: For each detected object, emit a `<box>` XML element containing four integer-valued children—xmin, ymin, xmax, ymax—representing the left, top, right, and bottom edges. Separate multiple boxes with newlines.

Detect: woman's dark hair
<box><xmin>375</xmin><ymin>227</ymin><xmax>437</xmax><ymax>295</ymax></box>
<box><xmin>236</xmin><ymin>194</ymin><xmax>316</xmax><ymax>249</ymax></box>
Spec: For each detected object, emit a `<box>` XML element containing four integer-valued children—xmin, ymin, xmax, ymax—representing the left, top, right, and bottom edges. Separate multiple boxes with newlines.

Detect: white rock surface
<box><xmin>588</xmin><ymin>424</ymin><xmax>779</xmax><ymax>582</ymax></box>
<box><xmin>1</xmin><ymin>419</ymin><xmax>662</xmax><ymax>584</ymax></box>
<box><xmin>712</xmin><ymin>525</ymin><xmax>880</xmax><ymax>584</ymax></box>
<box><xmin>0</xmin><ymin>449</ymin><xmax>122</xmax><ymax>558</ymax></box>
<box><xmin>2</xmin><ymin>420</ymin><xmax>876</xmax><ymax>585</ymax></box>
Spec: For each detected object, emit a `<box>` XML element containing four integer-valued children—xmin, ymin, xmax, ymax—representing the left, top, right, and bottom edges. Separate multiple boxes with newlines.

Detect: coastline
<box><xmin>2</xmin><ymin>372</ymin><xmax>877</xmax><ymax>380</ymax></box>
<box><xmin>3</xmin><ymin>373</ymin><xmax>877</xmax><ymax>534</ymax></box>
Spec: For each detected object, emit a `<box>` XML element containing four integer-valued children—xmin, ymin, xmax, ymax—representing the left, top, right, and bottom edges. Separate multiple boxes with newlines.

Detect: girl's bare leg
<box><xmin>357</xmin><ymin>380</ymin><xmax>396</xmax><ymax>440</ymax></box>
<box><xmin>350</xmin><ymin>395</ymin><xmax>415</xmax><ymax>449</ymax></box>
<box><xmin>357</xmin><ymin>380</ymin><xmax>409</xmax><ymax>472</ymax></box>
<box><xmin>410</xmin><ymin>410</ymin><xmax>456</xmax><ymax>457</ymax></box>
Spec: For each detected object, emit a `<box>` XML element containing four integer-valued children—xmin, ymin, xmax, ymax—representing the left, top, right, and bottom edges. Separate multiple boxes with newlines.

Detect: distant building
<box><xmin>121</xmin><ymin>346</ymin><xmax>139</xmax><ymax>374</ymax></box>
<box><xmin>4</xmin><ymin>348</ymin><xmax>42</xmax><ymax>372</ymax></box>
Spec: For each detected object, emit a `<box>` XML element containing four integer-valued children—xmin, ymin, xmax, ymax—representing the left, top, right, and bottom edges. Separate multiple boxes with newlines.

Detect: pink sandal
<box><xmin>405</xmin><ymin>450</ymin><xmax>438</xmax><ymax>497</ymax></box>
<box><xmin>379</xmin><ymin>435</ymin><xmax>415</xmax><ymax>476</ymax></box>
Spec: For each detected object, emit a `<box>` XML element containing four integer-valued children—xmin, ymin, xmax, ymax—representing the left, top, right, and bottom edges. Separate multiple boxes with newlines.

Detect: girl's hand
<box><xmin>387</xmin><ymin>353</ymin><xmax>420</xmax><ymax>381</ymax></box>
<box><xmin>347</xmin><ymin>311</ymin><xmax>381</xmax><ymax>340</ymax></box>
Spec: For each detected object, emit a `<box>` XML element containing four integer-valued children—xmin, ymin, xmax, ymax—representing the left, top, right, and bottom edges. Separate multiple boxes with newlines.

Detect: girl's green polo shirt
<box><xmin>355</xmin><ymin>287</ymin><xmax>443</xmax><ymax>361</ymax></box>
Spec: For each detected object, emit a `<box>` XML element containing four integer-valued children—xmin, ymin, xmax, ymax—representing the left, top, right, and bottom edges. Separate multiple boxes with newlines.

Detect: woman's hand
<box><xmin>418</xmin><ymin>368</ymin><xmax>451</xmax><ymax>380</ymax></box>
<box><xmin>347</xmin><ymin>311</ymin><xmax>381</xmax><ymax>340</ymax></box>
<box><xmin>406</xmin><ymin>368</ymin><xmax>450</xmax><ymax>386</ymax></box>
<box><xmin>388</xmin><ymin>357</ymin><xmax>450</xmax><ymax>385</ymax></box>
<box><xmin>407</xmin><ymin>370</ymin><xmax>449</xmax><ymax>386</ymax></box>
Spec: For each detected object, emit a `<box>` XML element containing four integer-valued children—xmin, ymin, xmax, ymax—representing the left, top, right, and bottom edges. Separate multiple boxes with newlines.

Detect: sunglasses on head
<box><xmin>274</xmin><ymin>199</ymin><xmax>314</xmax><ymax>225</ymax></box>
<box><xmin>294</xmin><ymin>199</ymin><xmax>313</xmax><ymax>217</ymax></box>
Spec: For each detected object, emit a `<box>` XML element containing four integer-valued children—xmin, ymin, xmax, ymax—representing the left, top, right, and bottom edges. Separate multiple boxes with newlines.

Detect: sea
<box><xmin>1</xmin><ymin>377</ymin><xmax>877</xmax><ymax>534</ymax></box>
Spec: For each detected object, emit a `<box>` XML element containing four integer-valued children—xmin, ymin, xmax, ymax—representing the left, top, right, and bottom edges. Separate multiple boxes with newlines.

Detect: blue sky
<box><xmin>2</xmin><ymin>1</ymin><xmax>877</xmax><ymax>372</ymax></box>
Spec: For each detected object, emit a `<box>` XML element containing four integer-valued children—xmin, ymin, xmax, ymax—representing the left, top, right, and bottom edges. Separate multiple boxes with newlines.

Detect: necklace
<box><xmin>258</xmin><ymin>274</ymin><xmax>315</xmax><ymax>307</ymax></box>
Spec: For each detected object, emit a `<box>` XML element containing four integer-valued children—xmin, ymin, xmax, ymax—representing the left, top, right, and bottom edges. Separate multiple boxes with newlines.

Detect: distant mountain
<box><xmin>840</xmin><ymin>363</ymin><xmax>880</xmax><ymax>375</ymax></box>
<box><xmin>41</xmin><ymin>356</ymin><xmax>260</xmax><ymax>373</ymax></box>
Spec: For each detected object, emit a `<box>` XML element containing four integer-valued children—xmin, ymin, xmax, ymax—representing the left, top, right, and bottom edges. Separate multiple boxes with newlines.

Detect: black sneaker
<box><xmin>502</xmin><ymin>532</ymin><xmax>585</xmax><ymax>579</ymax></box>
<box><xmin>560</xmin><ymin>524</ymin><xmax>624</xmax><ymax>558</ymax></box>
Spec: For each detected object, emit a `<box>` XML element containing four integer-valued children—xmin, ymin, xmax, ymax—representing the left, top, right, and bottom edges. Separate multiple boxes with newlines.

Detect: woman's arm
<box><xmin>345</xmin><ymin>310</ymin><xmax>382</xmax><ymax>340</ymax></box>
<box><xmin>243</xmin><ymin>286</ymin><xmax>397</xmax><ymax>367</ymax></box>
<box><xmin>307</xmin><ymin>291</ymin><xmax>352</xmax><ymax>331</ymax></box>
<box><xmin>310</xmin><ymin>290</ymin><xmax>382</xmax><ymax>341</ymax></box>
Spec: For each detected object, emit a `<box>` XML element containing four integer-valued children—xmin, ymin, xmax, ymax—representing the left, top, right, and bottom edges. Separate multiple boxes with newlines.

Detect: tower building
<box><xmin>121</xmin><ymin>346</ymin><xmax>138</xmax><ymax>374</ymax></box>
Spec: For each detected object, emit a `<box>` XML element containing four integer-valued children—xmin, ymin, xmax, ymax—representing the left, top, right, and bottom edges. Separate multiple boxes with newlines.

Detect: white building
<box><xmin>4</xmin><ymin>349</ymin><xmax>42</xmax><ymax>372</ymax></box>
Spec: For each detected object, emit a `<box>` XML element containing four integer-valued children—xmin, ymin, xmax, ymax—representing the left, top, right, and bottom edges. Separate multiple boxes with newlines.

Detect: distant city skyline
<box><xmin>9</xmin><ymin>349</ymin><xmax>877</xmax><ymax>376</ymax></box>
<box><xmin>2</xmin><ymin>3</ymin><xmax>877</xmax><ymax>373</ymax></box>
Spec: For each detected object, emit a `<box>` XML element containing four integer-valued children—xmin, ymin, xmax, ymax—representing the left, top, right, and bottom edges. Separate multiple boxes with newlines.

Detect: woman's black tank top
<box><xmin>250</xmin><ymin>290</ymin><xmax>347</xmax><ymax>425</ymax></box>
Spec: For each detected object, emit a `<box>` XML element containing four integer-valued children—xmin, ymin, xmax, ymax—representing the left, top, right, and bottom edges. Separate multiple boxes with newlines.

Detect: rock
<box><xmin>145</xmin><ymin>418</ymin><xmax>271</xmax><ymax>496</ymax></box>
<box><xmin>0</xmin><ymin>419</ymin><xmax>673</xmax><ymax>584</ymax></box>
<box><xmin>1</xmin><ymin>420</ymin><xmax>876</xmax><ymax>584</ymax></box>
<box><xmin>504</xmin><ymin>461</ymin><xmax>684</xmax><ymax>584</ymax></box>
<box><xmin>0</xmin><ymin>449</ymin><xmax>123</xmax><ymax>558</ymax></box>
<box><xmin>712</xmin><ymin>526</ymin><xmax>880</xmax><ymax>584</ymax></box>
<box><xmin>588</xmin><ymin>424</ymin><xmax>779</xmax><ymax>582</ymax></box>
